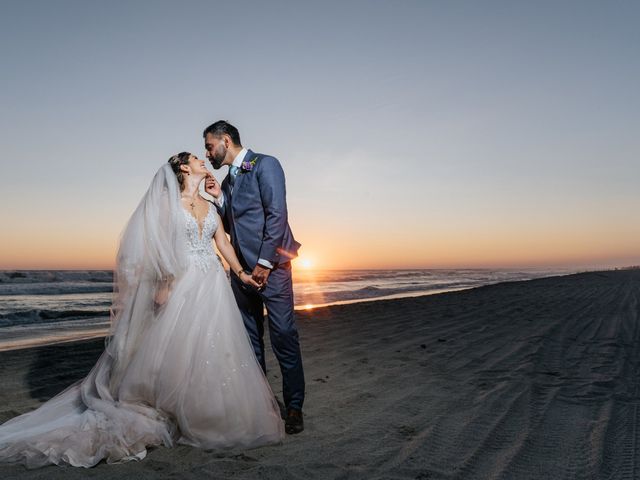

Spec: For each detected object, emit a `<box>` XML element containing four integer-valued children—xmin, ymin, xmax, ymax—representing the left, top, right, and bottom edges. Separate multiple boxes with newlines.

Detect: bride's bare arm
<box><xmin>213</xmin><ymin>211</ymin><xmax>261</xmax><ymax>288</ymax></box>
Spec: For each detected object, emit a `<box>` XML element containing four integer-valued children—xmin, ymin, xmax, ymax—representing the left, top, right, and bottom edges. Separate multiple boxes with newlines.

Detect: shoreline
<box><xmin>0</xmin><ymin>270</ymin><xmax>583</xmax><ymax>353</ymax></box>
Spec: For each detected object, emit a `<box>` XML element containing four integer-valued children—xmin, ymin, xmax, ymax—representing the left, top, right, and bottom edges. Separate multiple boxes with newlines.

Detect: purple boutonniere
<box><xmin>240</xmin><ymin>156</ymin><xmax>258</xmax><ymax>173</ymax></box>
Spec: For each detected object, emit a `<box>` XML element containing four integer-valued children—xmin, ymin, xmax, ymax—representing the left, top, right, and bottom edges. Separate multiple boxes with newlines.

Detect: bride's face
<box><xmin>185</xmin><ymin>155</ymin><xmax>208</xmax><ymax>176</ymax></box>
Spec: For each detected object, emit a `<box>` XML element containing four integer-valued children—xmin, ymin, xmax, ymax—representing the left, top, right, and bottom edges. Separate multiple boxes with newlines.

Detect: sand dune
<box><xmin>1</xmin><ymin>269</ymin><xmax>639</xmax><ymax>479</ymax></box>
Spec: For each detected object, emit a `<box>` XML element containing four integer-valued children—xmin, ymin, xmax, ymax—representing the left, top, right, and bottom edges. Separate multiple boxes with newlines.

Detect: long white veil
<box><xmin>106</xmin><ymin>163</ymin><xmax>187</xmax><ymax>386</ymax></box>
<box><xmin>0</xmin><ymin>164</ymin><xmax>190</xmax><ymax>467</ymax></box>
<box><xmin>0</xmin><ymin>162</ymin><xmax>286</xmax><ymax>469</ymax></box>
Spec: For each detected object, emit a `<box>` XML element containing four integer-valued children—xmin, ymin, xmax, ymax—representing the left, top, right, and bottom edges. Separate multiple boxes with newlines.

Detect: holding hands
<box><xmin>251</xmin><ymin>264</ymin><xmax>271</xmax><ymax>288</ymax></box>
<box><xmin>239</xmin><ymin>270</ymin><xmax>262</xmax><ymax>289</ymax></box>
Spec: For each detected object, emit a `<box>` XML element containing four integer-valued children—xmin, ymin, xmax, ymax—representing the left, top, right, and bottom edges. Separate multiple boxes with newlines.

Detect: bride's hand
<box><xmin>154</xmin><ymin>283</ymin><xmax>170</xmax><ymax>306</ymax></box>
<box><xmin>154</xmin><ymin>276</ymin><xmax>173</xmax><ymax>307</ymax></box>
<box><xmin>204</xmin><ymin>173</ymin><xmax>221</xmax><ymax>199</ymax></box>
<box><xmin>239</xmin><ymin>271</ymin><xmax>262</xmax><ymax>289</ymax></box>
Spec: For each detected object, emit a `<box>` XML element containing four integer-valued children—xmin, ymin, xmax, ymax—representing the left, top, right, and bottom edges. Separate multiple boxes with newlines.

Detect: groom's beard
<box><xmin>210</xmin><ymin>156</ymin><xmax>224</xmax><ymax>169</ymax></box>
<box><xmin>209</xmin><ymin>145</ymin><xmax>227</xmax><ymax>169</ymax></box>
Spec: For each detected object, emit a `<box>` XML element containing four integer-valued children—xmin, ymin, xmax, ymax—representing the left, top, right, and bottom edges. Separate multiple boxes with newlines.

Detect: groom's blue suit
<box><xmin>216</xmin><ymin>149</ymin><xmax>305</xmax><ymax>411</ymax></box>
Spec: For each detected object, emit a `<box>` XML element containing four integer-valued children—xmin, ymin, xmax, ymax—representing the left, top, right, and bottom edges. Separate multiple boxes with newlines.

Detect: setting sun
<box><xmin>296</xmin><ymin>257</ymin><xmax>314</xmax><ymax>269</ymax></box>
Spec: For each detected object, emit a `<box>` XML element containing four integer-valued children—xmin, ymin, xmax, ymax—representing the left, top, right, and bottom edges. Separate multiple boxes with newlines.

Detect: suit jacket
<box><xmin>216</xmin><ymin>149</ymin><xmax>301</xmax><ymax>269</ymax></box>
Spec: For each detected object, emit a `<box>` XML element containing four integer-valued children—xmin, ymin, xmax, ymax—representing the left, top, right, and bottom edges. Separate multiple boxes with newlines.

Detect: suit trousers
<box><xmin>230</xmin><ymin>262</ymin><xmax>305</xmax><ymax>411</ymax></box>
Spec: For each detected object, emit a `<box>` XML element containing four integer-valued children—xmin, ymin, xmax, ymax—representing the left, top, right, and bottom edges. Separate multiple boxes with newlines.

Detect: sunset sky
<box><xmin>1</xmin><ymin>1</ymin><xmax>639</xmax><ymax>270</ymax></box>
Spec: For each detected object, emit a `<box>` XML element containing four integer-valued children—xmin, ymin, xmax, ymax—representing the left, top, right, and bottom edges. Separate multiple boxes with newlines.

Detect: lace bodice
<box><xmin>183</xmin><ymin>203</ymin><xmax>220</xmax><ymax>273</ymax></box>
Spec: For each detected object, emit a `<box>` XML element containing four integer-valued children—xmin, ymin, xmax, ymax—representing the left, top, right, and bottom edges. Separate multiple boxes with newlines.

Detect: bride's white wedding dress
<box><xmin>0</xmin><ymin>165</ymin><xmax>284</xmax><ymax>469</ymax></box>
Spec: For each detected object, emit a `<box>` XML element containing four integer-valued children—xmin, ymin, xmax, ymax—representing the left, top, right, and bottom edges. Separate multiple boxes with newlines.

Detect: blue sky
<box><xmin>1</xmin><ymin>1</ymin><xmax>639</xmax><ymax>268</ymax></box>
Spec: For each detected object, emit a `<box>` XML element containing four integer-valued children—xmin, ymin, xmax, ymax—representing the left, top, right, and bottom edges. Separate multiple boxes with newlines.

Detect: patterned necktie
<box><xmin>229</xmin><ymin>165</ymin><xmax>239</xmax><ymax>186</ymax></box>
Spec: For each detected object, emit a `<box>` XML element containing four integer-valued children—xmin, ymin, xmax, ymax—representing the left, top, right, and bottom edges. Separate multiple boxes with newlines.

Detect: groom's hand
<box><xmin>251</xmin><ymin>264</ymin><xmax>271</xmax><ymax>288</ymax></box>
<box><xmin>204</xmin><ymin>173</ymin><xmax>221</xmax><ymax>199</ymax></box>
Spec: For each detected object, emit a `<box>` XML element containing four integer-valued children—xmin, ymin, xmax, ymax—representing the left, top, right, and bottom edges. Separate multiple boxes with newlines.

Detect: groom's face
<box><xmin>204</xmin><ymin>133</ymin><xmax>227</xmax><ymax>170</ymax></box>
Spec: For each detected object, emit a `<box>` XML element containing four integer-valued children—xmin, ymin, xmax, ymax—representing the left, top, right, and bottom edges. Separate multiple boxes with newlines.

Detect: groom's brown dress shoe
<box><xmin>285</xmin><ymin>409</ymin><xmax>304</xmax><ymax>434</ymax></box>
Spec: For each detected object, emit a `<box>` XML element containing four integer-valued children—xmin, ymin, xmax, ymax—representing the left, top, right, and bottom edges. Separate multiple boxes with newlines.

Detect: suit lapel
<box><xmin>219</xmin><ymin>175</ymin><xmax>231</xmax><ymax>217</ymax></box>
<box><xmin>222</xmin><ymin>175</ymin><xmax>231</xmax><ymax>204</ymax></box>
<box><xmin>232</xmin><ymin>149</ymin><xmax>254</xmax><ymax>195</ymax></box>
<box><xmin>220</xmin><ymin>175</ymin><xmax>237</xmax><ymax>244</ymax></box>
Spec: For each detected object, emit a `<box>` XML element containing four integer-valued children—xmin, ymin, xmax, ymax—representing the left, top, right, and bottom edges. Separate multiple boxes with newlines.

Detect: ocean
<box><xmin>0</xmin><ymin>268</ymin><xmax>575</xmax><ymax>351</ymax></box>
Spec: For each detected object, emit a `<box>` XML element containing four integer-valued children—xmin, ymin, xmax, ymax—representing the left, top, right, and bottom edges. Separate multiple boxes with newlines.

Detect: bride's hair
<box><xmin>168</xmin><ymin>152</ymin><xmax>191</xmax><ymax>190</ymax></box>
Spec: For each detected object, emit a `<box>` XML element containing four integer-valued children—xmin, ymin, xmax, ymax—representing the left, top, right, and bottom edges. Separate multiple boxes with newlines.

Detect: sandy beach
<box><xmin>1</xmin><ymin>269</ymin><xmax>639</xmax><ymax>479</ymax></box>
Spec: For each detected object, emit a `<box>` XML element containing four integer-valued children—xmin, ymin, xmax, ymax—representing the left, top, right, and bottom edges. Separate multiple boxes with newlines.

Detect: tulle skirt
<box><xmin>0</xmin><ymin>259</ymin><xmax>284</xmax><ymax>468</ymax></box>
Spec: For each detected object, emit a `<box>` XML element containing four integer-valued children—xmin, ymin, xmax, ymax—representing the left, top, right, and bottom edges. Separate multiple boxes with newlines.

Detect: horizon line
<box><xmin>1</xmin><ymin>265</ymin><xmax>638</xmax><ymax>273</ymax></box>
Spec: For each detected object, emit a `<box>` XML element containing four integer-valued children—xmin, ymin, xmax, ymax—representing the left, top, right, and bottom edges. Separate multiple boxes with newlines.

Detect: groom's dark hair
<box><xmin>203</xmin><ymin>120</ymin><xmax>242</xmax><ymax>146</ymax></box>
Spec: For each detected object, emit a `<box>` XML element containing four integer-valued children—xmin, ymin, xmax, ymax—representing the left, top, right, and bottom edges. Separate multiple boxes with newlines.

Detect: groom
<box><xmin>203</xmin><ymin>120</ymin><xmax>305</xmax><ymax>434</ymax></box>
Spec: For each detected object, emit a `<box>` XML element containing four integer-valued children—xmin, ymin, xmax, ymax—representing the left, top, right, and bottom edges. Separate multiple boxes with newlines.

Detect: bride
<box><xmin>0</xmin><ymin>152</ymin><xmax>285</xmax><ymax>468</ymax></box>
